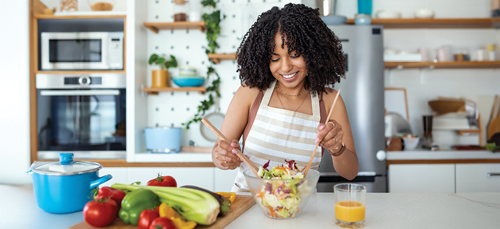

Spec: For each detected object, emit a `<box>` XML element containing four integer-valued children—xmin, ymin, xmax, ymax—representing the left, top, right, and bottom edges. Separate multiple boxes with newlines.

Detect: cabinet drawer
<box><xmin>389</xmin><ymin>164</ymin><xmax>455</xmax><ymax>193</ymax></box>
<box><xmin>456</xmin><ymin>164</ymin><xmax>500</xmax><ymax>192</ymax></box>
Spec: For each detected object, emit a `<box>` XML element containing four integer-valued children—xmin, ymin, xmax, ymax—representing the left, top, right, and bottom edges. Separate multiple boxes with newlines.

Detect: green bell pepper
<box><xmin>119</xmin><ymin>188</ymin><xmax>160</xmax><ymax>225</ymax></box>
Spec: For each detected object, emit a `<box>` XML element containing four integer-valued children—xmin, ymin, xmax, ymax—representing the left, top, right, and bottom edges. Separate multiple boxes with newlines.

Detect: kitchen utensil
<box><xmin>144</xmin><ymin>127</ymin><xmax>182</xmax><ymax>153</ymax></box>
<box><xmin>27</xmin><ymin>153</ymin><xmax>112</xmax><ymax>214</ymax></box>
<box><xmin>201</xmin><ymin>118</ymin><xmax>259</xmax><ymax>176</ymax></box>
<box><xmin>305</xmin><ymin>88</ymin><xmax>341</xmax><ymax>177</ymax></box>
<box><xmin>423</xmin><ymin>115</ymin><xmax>433</xmax><ymax>148</ymax></box>
<box><xmin>178</xmin><ymin>66</ymin><xmax>197</xmax><ymax>75</ymax></box>
<box><xmin>354</xmin><ymin>14</ymin><xmax>371</xmax><ymax>25</ymax></box>
<box><xmin>243</xmin><ymin>169</ymin><xmax>320</xmax><ymax>219</ymax></box>
<box><xmin>200</xmin><ymin>95</ymin><xmax>225</xmax><ymax>142</ymax></box>
<box><xmin>357</xmin><ymin>0</ymin><xmax>372</xmax><ymax>15</ymax></box>
<box><xmin>70</xmin><ymin>195</ymin><xmax>255</xmax><ymax>229</ymax></box>
<box><xmin>403</xmin><ymin>137</ymin><xmax>420</xmax><ymax>150</ymax></box>
<box><xmin>321</xmin><ymin>15</ymin><xmax>347</xmax><ymax>25</ymax></box>
<box><xmin>414</xmin><ymin>8</ymin><xmax>435</xmax><ymax>18</ymax></box>
<box><xmin>488</xmin><ymin>95</ymin><xmax>500</xmax><ymax>141</ymax></box>
<box><xmin>172</xmin><ymin>76</ymin><xmax>205</xmax><ymax>87</ymax></box>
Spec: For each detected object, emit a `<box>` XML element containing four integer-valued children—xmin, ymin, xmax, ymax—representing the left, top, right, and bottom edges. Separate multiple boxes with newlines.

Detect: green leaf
<box><xmin>148</xmin><ymin>54</ymin><xmax>159</xmax><ymax>65</ymax></box>
<box><xmin>169</xmin><ymin>55</ymin><xmax>178</xmax><ymax>68</ymax></box>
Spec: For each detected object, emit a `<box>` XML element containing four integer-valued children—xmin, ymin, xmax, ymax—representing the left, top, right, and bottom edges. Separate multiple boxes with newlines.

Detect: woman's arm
<box><xmin>211</xmin><ymin>85</ymin><xmax>260</xmax><ymax>170</ymax></box>
<box><xmin>316</xmin><ymin>90</ymin><xmax>359</xmax><ymax>180</ymax></box>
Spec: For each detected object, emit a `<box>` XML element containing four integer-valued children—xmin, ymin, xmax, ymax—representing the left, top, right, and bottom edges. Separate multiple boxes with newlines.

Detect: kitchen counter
<box><xmin>387</xmin><ymin>149</ymin><xmax>500</xmax><ymax>165</ymax></box>
<box><xmin>3</xmin><ymin>185</ymin><xmax>500</xmax><ymax>229</ymax></box>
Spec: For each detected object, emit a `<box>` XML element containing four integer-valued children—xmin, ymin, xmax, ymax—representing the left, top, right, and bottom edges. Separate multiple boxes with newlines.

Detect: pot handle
<box><xmin>90</xmin><ymin>174</ymin><xmax>113</xmax><ymax>190</ymax></box>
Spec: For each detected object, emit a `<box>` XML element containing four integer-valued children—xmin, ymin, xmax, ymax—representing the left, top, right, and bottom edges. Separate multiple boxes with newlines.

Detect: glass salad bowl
<box><xmin>243</xmin><ymin>169</ymin><xmax>320</xmax><ymax>219</ymax></box>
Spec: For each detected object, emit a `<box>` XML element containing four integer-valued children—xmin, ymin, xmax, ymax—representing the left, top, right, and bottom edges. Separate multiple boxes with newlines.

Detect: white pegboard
<box><xmin>145</xmin><ymin>0</ymin><xmax>301</xmax><ymax>147</ymax></box>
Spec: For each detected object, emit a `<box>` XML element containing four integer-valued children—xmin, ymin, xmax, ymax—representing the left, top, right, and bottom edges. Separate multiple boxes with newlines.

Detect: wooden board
<box><xmin>70</xmin><ymin>195</ymin><xmax>255</xmax><ymax>229</ymax></box>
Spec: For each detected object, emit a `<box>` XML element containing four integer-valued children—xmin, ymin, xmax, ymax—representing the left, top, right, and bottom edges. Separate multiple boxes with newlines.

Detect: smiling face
<box><xmin>269</xmin><ymin>33</ymin><xmax>308</xmax><ymax>91</ymax></box>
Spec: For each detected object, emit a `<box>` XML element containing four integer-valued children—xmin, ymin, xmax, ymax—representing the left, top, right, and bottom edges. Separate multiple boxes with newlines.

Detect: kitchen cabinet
<box><xmin>127</xmin><ymin>167</ymin><xmax>214</xmax><ymax>190</ymax></box>
<box><xmin>456</xmin><ymin>163</ymin><xmax>500</xmax><ymax>192</ymax></box>
<box><xmin>388</xmin><ymin>164</ymin><xmax>455</xmax><ymax>193</ymax></box>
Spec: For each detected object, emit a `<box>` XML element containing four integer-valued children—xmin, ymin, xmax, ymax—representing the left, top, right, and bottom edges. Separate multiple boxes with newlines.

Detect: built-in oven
<box><xmin>40</xmin><ymin>31</ymin><xmax>124</xmax><ymax>70</ymax></box>
<box><xmin>36</xmin><ymin>73</ymin><xmax>126</xmax><ymax>159</ymax></box>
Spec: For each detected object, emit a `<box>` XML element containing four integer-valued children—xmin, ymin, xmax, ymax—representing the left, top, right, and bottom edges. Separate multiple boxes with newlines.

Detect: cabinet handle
<box><xmin>487</xmin><ymin>173</ymin><xmax>500</xmax><ymax>177</ymax></box>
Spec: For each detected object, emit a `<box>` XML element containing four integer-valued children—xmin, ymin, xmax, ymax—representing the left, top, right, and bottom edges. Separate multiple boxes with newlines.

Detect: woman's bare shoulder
<box><xmin>233</xmin><ymin>84</ymin><xmax>262</xmax><ymax>107</ymax></box>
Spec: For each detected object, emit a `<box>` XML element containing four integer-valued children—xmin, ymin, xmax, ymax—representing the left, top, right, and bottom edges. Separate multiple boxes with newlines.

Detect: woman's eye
<box><xmin>291</xmin><ymin>54</ymin><xmax>301</xmax><ymax>58</ymax></box>
<box><xmin>271</xmin><ymin>58</ymin><xmax>280</xmax><ymax>62</ymax></box>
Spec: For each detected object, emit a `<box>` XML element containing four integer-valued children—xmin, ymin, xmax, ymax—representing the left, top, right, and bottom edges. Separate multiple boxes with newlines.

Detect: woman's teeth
<box><xmin>282</xmin><ymin>72</ymin><xmax>297</xmax><ymax>79</ymax></box>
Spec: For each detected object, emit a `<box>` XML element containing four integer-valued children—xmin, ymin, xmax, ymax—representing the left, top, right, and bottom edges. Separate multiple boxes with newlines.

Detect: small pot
<box><xmin>27</xmin><ymin>153</ymin><xmax>112</xmax><ymax>214</ymax></box>
<box><xmin>145</xmin><ymin>127</ymin><xmax>182</xmax><ymax>153</ymax></box>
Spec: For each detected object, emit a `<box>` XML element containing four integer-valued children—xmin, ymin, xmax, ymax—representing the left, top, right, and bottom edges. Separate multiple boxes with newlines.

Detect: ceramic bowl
<box><xmin>375</xmin><ymin>9</ymin><xmax>402</xmax><ymax>18</ymax></box>
<box><xmin>403</xmin><ymin>137</ymin><xmax>420</xmax><ymax>150</ymax></box>
<box><xmin>321</xmin><ymin>15</ymin><xmax>347</xmax><ymax>25</ymax></box>
<box><xmin>414</xmin><ymin>9</ymin><xmax>435</xmax><ymax>18</ymax></box>
<box><xmin>243</xmin><ymin>169</ymin><xmax>320</xmax><ymax>219</ymax></box>
<box><xmin>172</xmin><ymin>76</ymin><xmax>205</xmax><ymax>87</ymax></box>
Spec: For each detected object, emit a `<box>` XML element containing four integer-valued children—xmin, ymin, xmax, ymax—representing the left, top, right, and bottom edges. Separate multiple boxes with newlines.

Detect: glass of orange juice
<box><xmin>334</xmin><ymin>183</ymin><xmax>367</xmax><ymax>228</ymax></box>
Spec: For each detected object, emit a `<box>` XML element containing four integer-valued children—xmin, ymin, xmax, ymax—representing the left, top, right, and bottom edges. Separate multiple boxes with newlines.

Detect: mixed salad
<box><xmin>254</xmin><ymin>160</ymin><xmax>313</xmax><ymax>218</ymax></box>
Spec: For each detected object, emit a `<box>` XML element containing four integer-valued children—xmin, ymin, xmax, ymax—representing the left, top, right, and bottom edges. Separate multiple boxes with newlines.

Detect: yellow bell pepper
<box><xmin>171</xmin><ymin>217</ymin><xmax>197</xmax><ymax>229</ymax></box>
<box><xmin>215</xmin><ymin>192</ymin><xmax>236</xmax><ymax>203</ymax></box>
<box><xmin>158</xmin><ymin>202</ymin><xmax>181</xmax><ymax>219</ymax></box>
<box><xmin>159</xmin><ymin>203</ymin><xmax>197</xmax><ymax>229</ymax></box>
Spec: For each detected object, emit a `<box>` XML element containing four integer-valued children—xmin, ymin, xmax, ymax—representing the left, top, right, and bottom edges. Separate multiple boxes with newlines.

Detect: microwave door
<box><xmin>41</xmin><ymin>32</ymin><xmax>110</xmax><ymax>70</ymax></box>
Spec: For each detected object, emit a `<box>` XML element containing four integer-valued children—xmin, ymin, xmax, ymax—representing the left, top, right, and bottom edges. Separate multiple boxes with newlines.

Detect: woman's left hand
<box><xmin>316</xmin><ymin>119</ymin><xmax>344</xmax><ymax>155</ymax></box>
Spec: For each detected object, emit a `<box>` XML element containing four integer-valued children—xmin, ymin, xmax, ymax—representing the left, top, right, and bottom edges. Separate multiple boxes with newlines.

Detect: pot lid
<box><xmin>29</xmin><ymin>153</ymin><xmax>102</xmax><ymax>175</ymax></box>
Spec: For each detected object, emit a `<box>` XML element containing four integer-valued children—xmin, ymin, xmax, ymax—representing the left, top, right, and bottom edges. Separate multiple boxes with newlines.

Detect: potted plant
<box><xmin>148</xmin><ymin>54</ymin><xmax>178</xmax><ymax>88</ymax></box>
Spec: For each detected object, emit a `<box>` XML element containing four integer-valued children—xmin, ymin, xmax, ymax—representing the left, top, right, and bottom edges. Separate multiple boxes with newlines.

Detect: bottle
<box><xmin>492</xmin><ymin>0</ymin><xmax>500</xmax><ymax>17</ymax></box>
<box><xmin>487</xmin><ymin>44</ymin><xmax>496</xmax><ymax>61</ymax></box>
<box><xmin>357</xmin><ymin>0</ymin><xmax>372</xmax><ymax>16</ymax></box>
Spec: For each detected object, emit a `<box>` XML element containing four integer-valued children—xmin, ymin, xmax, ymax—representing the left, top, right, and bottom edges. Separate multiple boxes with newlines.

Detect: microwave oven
<box><xmin>41</xmin><ymin>32</ymin><xmax>124</xmax><ymax>70</ymax></box>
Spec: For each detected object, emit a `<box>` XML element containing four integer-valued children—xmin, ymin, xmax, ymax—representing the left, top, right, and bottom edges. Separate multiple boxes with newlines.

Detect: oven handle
<box><xmin>40</xmin><ymin>90</ymin><xmax>120</xmax><ymax>96</ymax></box>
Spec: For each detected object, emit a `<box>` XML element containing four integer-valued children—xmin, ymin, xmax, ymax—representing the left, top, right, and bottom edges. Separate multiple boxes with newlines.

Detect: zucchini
<box><xmin>180</xmin><ymin>185</ymin><xmax>231</xmax><ymax>216</ymax></box>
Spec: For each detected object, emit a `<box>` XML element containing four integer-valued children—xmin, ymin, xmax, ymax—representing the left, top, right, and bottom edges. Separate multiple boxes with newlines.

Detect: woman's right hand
<box><xmin>214</xmin><ymin>139</ymin><xmax>242</xmax><ymax>170</ymax></box>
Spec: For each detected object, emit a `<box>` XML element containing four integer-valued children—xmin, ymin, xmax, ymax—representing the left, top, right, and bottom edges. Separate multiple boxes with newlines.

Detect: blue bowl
<box><xmin>321</xmin><ymin>15</ymin><xmax>347</xmax><ymax>25</ymax></box>
<box><xmin>173</xmin><ymin>76</ymin><xmax>205</xmax><ymax>87</ymax></box>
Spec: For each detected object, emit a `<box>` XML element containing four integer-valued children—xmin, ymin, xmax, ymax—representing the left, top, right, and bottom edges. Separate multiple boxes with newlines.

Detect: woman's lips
<box><xmin>281</xmin><ymin>72</ymin><xmax>298</xmax><ymax>81</ymax></box>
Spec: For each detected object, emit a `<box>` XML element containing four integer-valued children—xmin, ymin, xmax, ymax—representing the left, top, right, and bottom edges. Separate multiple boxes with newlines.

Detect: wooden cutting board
<box><xmin>70</xmin><ymin>195</ymin><xmax>255</xmax><ymax>229</ymax></box>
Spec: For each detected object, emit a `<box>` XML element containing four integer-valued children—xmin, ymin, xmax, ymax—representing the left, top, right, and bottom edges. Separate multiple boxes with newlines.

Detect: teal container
<box><xmin>357</xmin><ymin>0</ymin><xmax>372</xmax><ymax>15</ymax></box>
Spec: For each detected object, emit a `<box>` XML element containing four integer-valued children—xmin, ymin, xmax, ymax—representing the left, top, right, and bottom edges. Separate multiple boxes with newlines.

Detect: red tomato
<box><xmin>138</xmin><ymin>209</ymin><xmax>160</xmax><ymax>229</ymax></box>
<box><xmin>83</xmin><ymin>198</ymin><xmax>118</xmax><ymax>227</ymax></box>
<box><xmin>149</xmin><ymin>217</ymin><xmax>176</xmax><ymax>229</ymax></box>
<box><xmin>147</xmin><ymin>174</ymin><xmax>177</xmax><ymax>187</ymax></box>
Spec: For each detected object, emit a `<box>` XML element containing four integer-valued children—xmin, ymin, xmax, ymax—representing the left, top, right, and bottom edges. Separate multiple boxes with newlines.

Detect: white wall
<box><xmin>0</xmin><ymin>0</ymin><xmax>32</xmax><ymax>185</ymax></box>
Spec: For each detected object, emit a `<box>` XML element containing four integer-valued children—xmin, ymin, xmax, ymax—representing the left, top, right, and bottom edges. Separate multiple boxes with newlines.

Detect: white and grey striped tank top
<box><xmin>232</xmin><ymin>80</ymin><xmax>323</xmax><ymax>192</ymax></box>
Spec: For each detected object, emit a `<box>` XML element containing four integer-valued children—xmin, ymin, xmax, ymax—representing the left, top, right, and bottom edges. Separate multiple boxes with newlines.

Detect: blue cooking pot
<box><xmin>27</xmin><ymin>153</ymin><xmax>112</xmax><ymax>214</ymax></box>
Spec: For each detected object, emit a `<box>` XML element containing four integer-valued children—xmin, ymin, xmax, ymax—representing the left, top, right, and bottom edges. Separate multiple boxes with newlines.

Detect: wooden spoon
<box><xmin>304</xmin><ymin>89</ymin><xmax>341</xmax><ymax>177</ymax></box>
<box><xmin>201</xmin><ymin>118</ymin><xmax>260</xmax><ymax>177</ymax></box>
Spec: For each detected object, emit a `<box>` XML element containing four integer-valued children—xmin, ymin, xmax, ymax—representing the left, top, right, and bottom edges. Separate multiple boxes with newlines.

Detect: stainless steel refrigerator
<box><xmin>317</xmin><ymin>25</ymin><xmax>387</xmax><ymax>192</ymax></box>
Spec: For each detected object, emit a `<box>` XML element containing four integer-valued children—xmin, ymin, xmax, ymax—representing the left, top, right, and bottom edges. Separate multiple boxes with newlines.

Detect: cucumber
<box><xmin>180</xmin><ymin>185</ymin><xmax>231</xmax><ymax>216</ymax></box>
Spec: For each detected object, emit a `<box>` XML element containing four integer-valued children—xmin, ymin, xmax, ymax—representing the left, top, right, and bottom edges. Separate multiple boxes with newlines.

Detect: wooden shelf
<box><xmin>346</xmin><ymin>18</ymin><xmax>500</xmax><ymax>29</ymax></box>
<box><xmin>207</xmin><ymin>53</ymin><xmax>236</xmax><ymax>64</ymax></box>
<box><xmin>143</xmin><ymin>87</ymin><xmax>207</xmax><ymax>95</ymax></box>
<box><xmin>143</xmin><ymin>22</ymin><xmax>206</xmax><ymax>33</ymax></box>
<box><xmin>384</xmin><ymin>61</ymin><xmax>500</xmax><ymax>69</ymax></box>
<box><xmin>35</xmin><ymin>14</ymin><xmax>126</xmax><ymax>19</ymax></box>
<box><xmin>35</xmin><ymin>70</ymin><xmax>126</xmax><ymax>74</ymax></box>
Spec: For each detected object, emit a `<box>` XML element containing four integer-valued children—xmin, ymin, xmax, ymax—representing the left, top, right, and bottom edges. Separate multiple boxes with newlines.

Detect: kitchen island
<box><xmin>2</xmin><ymin>185</ymin><xmax>499</xmax><ymax>228</ymax></box>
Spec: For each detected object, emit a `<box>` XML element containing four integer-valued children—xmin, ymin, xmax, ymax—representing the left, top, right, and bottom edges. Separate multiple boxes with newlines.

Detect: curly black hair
<box><xmin>236</xmin><ymin>3</ymin><xmax>346</xmax><ymax>94</ymax></box>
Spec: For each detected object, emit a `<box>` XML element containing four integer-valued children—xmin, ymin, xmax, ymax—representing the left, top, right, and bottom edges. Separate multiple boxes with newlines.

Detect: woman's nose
<box><xmin>281</xmin><ymin>58</ymin><xmax>292</xmax><ymax>72</ymax></box>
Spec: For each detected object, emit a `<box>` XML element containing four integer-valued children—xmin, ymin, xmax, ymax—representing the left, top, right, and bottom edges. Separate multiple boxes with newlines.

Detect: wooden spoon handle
<box><xmin>201</xmin><ymin>118</ymin><xmax>260</xmax><ymax>177</ymax></box>
<box><xmin>304</xmin><ymin>89</ymin><xmax>341</xmax><ymax>177</ymax></box>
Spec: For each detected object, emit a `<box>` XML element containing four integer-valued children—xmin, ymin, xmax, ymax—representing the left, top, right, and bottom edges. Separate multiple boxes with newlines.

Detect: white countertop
<box><xmin>3</xmin><ymin>185</ymin><xmax>500</xmax><ymax>229</ymax></box>
<box><xmin>387</xmin><ymin>149</ymin><xmax>500</xmax><ymax>160</ymax></box>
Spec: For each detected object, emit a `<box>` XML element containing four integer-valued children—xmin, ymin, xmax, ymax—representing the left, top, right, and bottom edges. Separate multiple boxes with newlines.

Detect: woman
<box><xmin>211</xmin><ymin>3</ymin><xmax>359</xmax><ymax>192</ymax></box>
